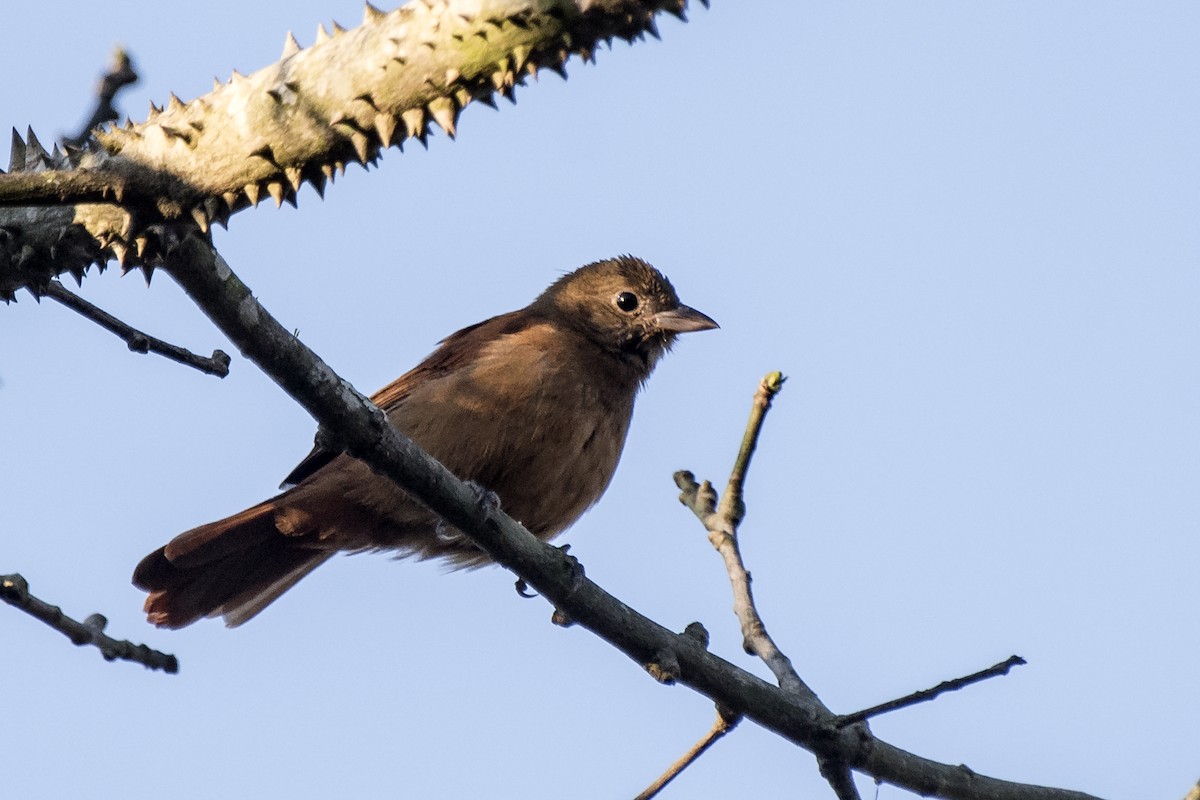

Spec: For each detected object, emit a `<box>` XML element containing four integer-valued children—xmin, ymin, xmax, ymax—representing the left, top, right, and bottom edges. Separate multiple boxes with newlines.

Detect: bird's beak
<box><xmin>653</xmin><ymin>304</ymin><xmax>719</xmax><ymax>334</ymax></box>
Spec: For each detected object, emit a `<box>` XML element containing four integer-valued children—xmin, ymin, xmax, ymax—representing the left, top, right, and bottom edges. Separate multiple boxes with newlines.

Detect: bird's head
<box><xmin>532</xmin><ymin>255</ymin><xmax>718</xmax><ymax>374</ymax></box>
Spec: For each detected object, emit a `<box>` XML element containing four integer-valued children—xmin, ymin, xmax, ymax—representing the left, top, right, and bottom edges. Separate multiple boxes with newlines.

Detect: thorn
<box><xmin>249</xmin><ymin>144</ymin><xmax>279</xmax><ymax>167</ymax></box>
<box><xmin>284</xmin><ymin>165</ymin><xmax>303</xmax><ymax>192</ymax></box>
<box><xmin>646</xmin><ymin>18</ymin><xmax>660</xmax><ymax>40</ymax></box>
<box><xmin>111</xmin><ymin>241</ymin><xmax>129</xmax><ymax>267</ymax></box>
<box><xmin>315</xmin><ymin>23</ymin><xmax>331</xmax><ymax>45</ymax></box>
<box><xmin>363</xmin><ymin>2</ymin><xmax>385</xmax><ymax>24</ymax></box>
<box><xmin>159</xmin><ymin>125</ymin><xmax>195</xmax><ymax>146</ymax></box>
<box><xmin>348</xmin><ymin>130</ymin><xmax>371</xmax><ymax>163</ymax></box>
<box><xmin>475</xmin><ymin>91</ymin><xmax>498</xmax><ymax>110</ymax></box>
<box><xmin>134</xmin><ymin>235</ymin><xmax>149</xmax><ymax>257</ymax></box>
<box><xmin>308</xmin><ymin>170</ymin><xmax>327</xmax><ymax>198</ymax></box>
<box><xmin>230</xmin><ymin>69</ymin><xmax>245</xmax><ymax>83</ymax></box>
<box><xmin>190</xmin><ymin>206</ymin><xmax>210</xmax><ymax>233</ymax></box>
<box><xmin>331</xmin><ymin>20</ymin><xmax>347</xmax><ymax>35</ymax></box>
<box><xmin>69</xmin><ymin>265</ymin><xmax>86</xmax><ymax>287</ymax></box>
<box><xmin>142</xmin><ymin>264</ymin><xmax>155</xmax><ymax>287</ymax></box>
<box><xmin>400</xmin><ymin>107</ymin><xmax>426</xmax><ymax>142</ymax></box>
<box><xmin>454</xmin><ymin>87</ymin><xmax>473</xmax><ymax>108</ymax></box>
<box><xmin>282</xmin><ymin>30</ymin><xmax>301</xmax><ymax>58</ymax></box>
<box><xmin>204</xmin><ymin>197</ymin><xmax>223</xmax><ymax>223</ymax></box>
<box><xmin>244</xmin><ymin>182</ymin><xmax>262</xmax><ymax>207</ymax></box>
<box><xmin>147</xmin><ymin>101</ymin><xmax>162</xmax><ymax>118</ymax></box>
<box><xmin>25</xmin><ymin>127</ymin><xmax>48</xmax><ymax>164</ymax></box>
<box><xmin>667</xmin><ymin>5</ymin><xmax>687</xmax><ymax>21</ymax></box>
<box><xmin>427</xmin><ymin>97</ymin><xmax>458</xmax><ymax>139</ymax></box>
<box><xmin>222</xmin><ymin>191</ymin><xmax>239</xmax><ymax>211</ymax></box>
<box><xmin>168</xmin><ymin>92</ymin><xmax>185</xmax><ymax>112</ymax></box>
<box><xmin>374</xmin><ymin>113</ymin><xmax>397</xmax><ymax>148</ymax></box>
<box><xmin>213</xmin><ymin>77</ymin><xmax>222</xmax><ymax>92</ymax></box>
<box><xmin>320</xmin><ymin>163</ymin><xmax>335</xmax><ymax>183</ymax></box>
<box><xmin>9</xmin><ymin>128</ymin><xmax>26</xmax><ymax>172</ymax></box>
<box><xmin>510</xmin><ymin>45</ymin><xmax>530</xmax><ymax>73</ymax></box>
<box><xmin>266</xmin><ymin>181</ymin><xmax>286</xmax><ymax>208</ymax></box>
<box><xmin>444</xmin><ymin>68</ymin><xmax>461</xmax><ymax>85</ymax></box>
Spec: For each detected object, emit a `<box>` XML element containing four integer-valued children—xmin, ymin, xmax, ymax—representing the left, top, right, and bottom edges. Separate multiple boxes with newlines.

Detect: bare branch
<box><xmin>1</xmin><ymin>573</ymin><xmax>178</xmax><ymax>674</ymax></box>
<box><xmin>634</xmin><ymin>707</ymin><xmax>740</xmax><ymax>800</ymax></box>
<box><xmin>156</xmin><ymin>236</ymin><xmax>1104</xmax><ymax>800</ymax></box>
<box><xmin>674</xmin><ymin>372</ymin><xmax>813</xmax><ymax>700</ymax></box>
<box><xmin>675</xmin><ymin>372</ymin><xmax>863</xmax><ymax>798</ymax></box>
<box><xmin>837</xmin><ymin>656</ymin><xmax>1028</xmax><ymax>728</ymax></box>
<box><xmin>42</xmin><ymin>279</ymin><xmax>230</xmax><ymax>376</ymax></box>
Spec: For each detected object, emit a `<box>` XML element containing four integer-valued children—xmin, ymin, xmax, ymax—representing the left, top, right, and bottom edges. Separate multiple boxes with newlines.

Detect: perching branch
<box><xmin>154</xmin><ymin>234</ymin><xmax>1104</xmax><ymax>800</ymax></box>
<box><xmin>42</xmin><ymin>279</ymin><xmax>230</xmax><ymax>377</ymax></box>
<box><xmin>836</xmin><ymin>655</ymin><xmax>1028</xmax><ymax>728</ymax></box>
<box><xmin>1</xmin><ymin>573</ymin><xmax>178</xmax><ymax>673</ymax></box>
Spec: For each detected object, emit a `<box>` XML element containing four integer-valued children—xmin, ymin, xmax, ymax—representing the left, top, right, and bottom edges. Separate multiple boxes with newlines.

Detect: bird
<box><xmin>133</xmin><ymin>256</ymin><xmax>718</xmax><ymax>628</ymax></box>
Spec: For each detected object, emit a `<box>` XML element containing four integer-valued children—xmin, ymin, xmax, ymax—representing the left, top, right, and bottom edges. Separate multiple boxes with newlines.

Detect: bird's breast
<box><xmin>384</xmin><ymin>324</ymin><xmax>640</xmax><ymax>539</ymax></box>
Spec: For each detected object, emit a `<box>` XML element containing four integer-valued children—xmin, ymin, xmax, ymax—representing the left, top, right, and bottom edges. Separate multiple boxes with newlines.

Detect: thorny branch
<box><xmin>1</xmin><ymin>574</ymin><xmax>178</xmax><ymax>673</ymax></box>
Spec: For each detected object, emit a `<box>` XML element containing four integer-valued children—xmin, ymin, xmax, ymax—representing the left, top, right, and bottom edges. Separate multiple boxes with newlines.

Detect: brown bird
<box><xmin>133</xmin><ymin>256</ymin><xmax>717</xmax><ymax>628</ymax></box>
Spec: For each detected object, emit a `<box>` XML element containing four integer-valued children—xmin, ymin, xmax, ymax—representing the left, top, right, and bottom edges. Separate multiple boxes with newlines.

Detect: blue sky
<box><xmin>2</xmin><ymin>2</ymin><xmax>1197</xmax><ymax>798</ymax></box>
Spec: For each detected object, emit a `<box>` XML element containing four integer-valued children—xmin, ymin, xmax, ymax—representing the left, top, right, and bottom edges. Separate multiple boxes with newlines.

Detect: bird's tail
<box><xmin>133</xmin><ymin>500</ymin><xmax>332</xmax><ymax>629</ymax></box>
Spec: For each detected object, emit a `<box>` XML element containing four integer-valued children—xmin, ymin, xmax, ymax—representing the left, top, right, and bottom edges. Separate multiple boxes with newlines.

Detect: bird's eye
<box><xmin>615</xmin><ymin>291</ymin><xmax>639</xmax><ymax>312</ymax></box>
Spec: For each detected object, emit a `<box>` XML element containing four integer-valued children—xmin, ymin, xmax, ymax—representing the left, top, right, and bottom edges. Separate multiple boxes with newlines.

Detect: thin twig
<box><xmin>1</xmin><ymin>573</ymin><xmax>178</xmax><ymax>673</ymax></box>
<box><xmin>64</xmin><ymin>48</ymin><xmax>139</xmax><ymax>147</ymax></box>
<box><xmin>42</xmin><ymin>279</ymin><xmax>230</xmax><ymax>377</ymax></box>
<box><xmin>634</xmin><ymin>708</ymin><xmax>740</xmax><ymax>800</ymax></box>
<box><xmin>674</xmin><ymin>372</ymin><xmax>813</xmax><ymax>700</ymax></box>
<box><xmin>673</xmin><ymin>373</ymin><xmax>863</xmax><ymax>799</ymax></box>
<box><xmin>836</xmin><ymin>656</ymin><xmax>1027</xmax><ymax>728</ymax></box>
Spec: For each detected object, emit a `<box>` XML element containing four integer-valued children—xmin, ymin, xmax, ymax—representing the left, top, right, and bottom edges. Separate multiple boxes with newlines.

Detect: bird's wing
<box><xmin>278</xmin><ymin>309</ymin><xmax>537</xmax><ymax>488</ymax></box>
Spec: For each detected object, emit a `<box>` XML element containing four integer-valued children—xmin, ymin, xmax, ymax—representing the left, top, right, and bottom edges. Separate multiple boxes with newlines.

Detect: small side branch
<box><xmin>43</xmin><ymin>280</ymin><xmax>230</xmax><ymax>377</ymax></box>
<box><xmin>64</xmin><ymin>48</ymin><xmax>140</xmax><ymax>147</ymax></box>
<box><xmin>634</xmin><ymin>707</ymin><xmax>740</xmax><ymax>800</ymax></box>
<box><xmin>836</xmin><ymin>656</ymin><xmax>1027</xmax><ymax>727</ymax></box>
<box><xmin>675</xmin><ymin>372</ymin><xmax>814</xmax><ymax>701</ymax></box>
<box><xmin>1</xmin><ymin>573</ymin><xmax>178</xmax><ymax>673</ymax></box>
